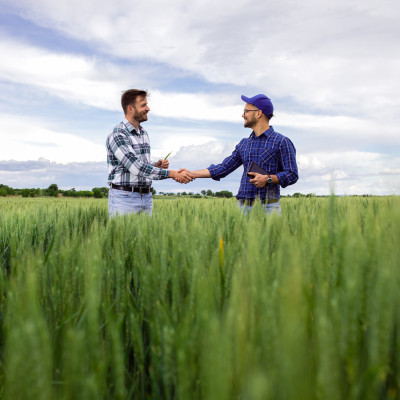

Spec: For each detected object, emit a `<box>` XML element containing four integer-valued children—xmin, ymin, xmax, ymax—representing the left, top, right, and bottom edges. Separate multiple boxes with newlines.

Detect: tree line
<box><xmin>0</xmin><ymin>184</ymin><xmax>234</xmax><ymax>199</ymax></box>
<box><xmin>0</xmin><ymin>184</ymin><xmax>108</xmax><ymax>198</ymax></box>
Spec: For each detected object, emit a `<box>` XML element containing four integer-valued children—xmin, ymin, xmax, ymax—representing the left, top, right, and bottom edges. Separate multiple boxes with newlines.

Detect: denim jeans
<box><xmin>108</xmin><ymin>188</ymin><xmax>153</xmax><ymax>217</ymax></box>
<box><xmin>237</xmin><ymin>200</ymin><xmax>281</xmax><ymax>215</ymax></box>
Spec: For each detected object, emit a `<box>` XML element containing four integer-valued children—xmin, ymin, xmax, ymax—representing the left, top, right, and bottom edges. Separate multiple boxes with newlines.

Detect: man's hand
<box><xmin>155</xmin><ymin>159</ymin><xmax>169</xmax><ymax>169</ymax></box>
<box><xmin>248</xmin><ymin>172</ymin><xmax>268</xmax><ymax>188</ymax></box>
<box><xmin>169</xmin><ymin>169</ymin><xmax>195</xmax><ymax>184</ymax></box>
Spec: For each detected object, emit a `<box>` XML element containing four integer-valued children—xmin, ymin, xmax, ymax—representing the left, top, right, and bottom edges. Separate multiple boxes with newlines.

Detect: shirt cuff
<box><xmin>276</xmin><ymin>172</ymin><xmax>288</xmax><ymax>188</ymax></box>
<box><xmin>160</xmin><ymin>169</ymin><xmax>169</xmax><ymax>179</ymax></box>
<box><xmin>207</xmin><ymin>165</ymin><xmax>221</xmax><ymax>181</ymax></box>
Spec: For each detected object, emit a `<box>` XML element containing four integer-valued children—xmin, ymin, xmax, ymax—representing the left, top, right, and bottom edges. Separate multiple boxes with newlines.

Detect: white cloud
<box><xmin>0</xmin><ymin>37</ymin><xmax>123</xmax><ymax>110</ymax></box>
<box><xmin>4</xmin><ymin>0</ymin><xmax>400</xmax><ymax>117</ymax></box>
<box><xmin>296</xmin><ymin>150</ymin><xmax>400</xmax><ymax>195</ymax></box>
<box><xmin>0</xmin><ymin>159</ymin><xmax>106</xmax><ymax>189</ymax></box>
<box><xmin>169</xmin><ymin>141</ymin><xmax>237</xmax><ymax>171</ymax></box>
<box><xmin>0</xmin><ymin>114</ymin><xmax>105</xmax><ymax>162</ymax></box>
<box><xmin>0</xmin><ymin>36</ymin><xmax>398</xmax><ymax>148</ymax></box>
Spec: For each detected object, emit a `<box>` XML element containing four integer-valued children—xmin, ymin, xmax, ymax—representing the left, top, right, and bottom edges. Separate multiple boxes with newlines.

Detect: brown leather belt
<box><xmin>111</xmin><ymin>184</ymin><xmax>152</xmax><ymax>194</ymax></box>
<box><xmin>239</xmin><ymin>198</ymin><xmax>280</xmax><ymax>206</ymax></box>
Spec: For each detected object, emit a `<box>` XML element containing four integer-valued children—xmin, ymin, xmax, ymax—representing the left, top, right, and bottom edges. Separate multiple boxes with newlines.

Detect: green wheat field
<box><xmin>0</xmin><ymin>196</ymin><xmax>399</xmax><ymax>400</ymax></box>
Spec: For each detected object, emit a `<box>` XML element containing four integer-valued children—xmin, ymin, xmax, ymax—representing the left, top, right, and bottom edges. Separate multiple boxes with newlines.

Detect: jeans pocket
<box><xmin>111</xmin><ymin>189</ymin><xmax>131</xmax><ymax>199</ymax></box>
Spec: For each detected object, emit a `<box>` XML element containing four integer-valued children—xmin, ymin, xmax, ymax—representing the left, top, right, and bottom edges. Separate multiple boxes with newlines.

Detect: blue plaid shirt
<box><xmin>106</xmin><ymin>118</ymin><xmax>169</xmax><ymax>186</ymax></box>
<box><xmin>208</xmin><ymin>127</ymin><xmax>298</xmax><ymax>201</ymax></box>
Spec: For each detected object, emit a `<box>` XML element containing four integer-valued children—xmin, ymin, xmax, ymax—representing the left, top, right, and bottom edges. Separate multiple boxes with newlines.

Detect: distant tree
<box><xmin>92</xmin><ymin>188</ymin><xmax>103</xmax><ymax>198</ymax></box>
<box><xmin>91</xmin><ymin>187</ymin><xmax>108</xmax><ymax>198</ymax></box>
<box><xmin>215</xmin><ymin>190</ymin><xmax>233</xmax><ymax>198</ymax></box>
<box><xmin>182</xmin><ymin>191</ymin><xmax>187</xmax><ymax>196</ymax></box>
<box><xmin>0</xmin><ymin>184</ymin><xmax>15</xmax><ymax>196</ymax></box>
<box><xmin>62</xmin><ymin>190</ymin><xmax>78</xmax><ymax>197</ymax></box>
<box><xmin>0</xmin><ymin>188</ymin><xmax>7</xmax><ymax>197</ymax></box>
<box><xmin>151</xmin><ymin>188</ymin><xmax>156</xmax><ymax>195</ymax></box>
<box><xmin>44</xmin><ymin>183</ymin><xmax>59</xmax><ymax>197</ymax></box>
<box><xmin>78</xmin><ymin>191</ymin><xmax>93</xmax><ymax>198</ymax></box>
<box><xmin>21</xmin><ymin>189</ymin><xmax>30</xmax><ymax>198</ymax></box>
<box><xmin>206</xmin><ymin>189</ymin><xmax>213</xmax><ymax>197</ymax></box>
<box><xmin>21</xmin><ymin>189</ymin><xmax>39</xmax><ymax>198</ymax></box>
<box><xmin>201</xmin><ymin>190</ymin><xmax>207</xmax><ymax>196</ymax></box>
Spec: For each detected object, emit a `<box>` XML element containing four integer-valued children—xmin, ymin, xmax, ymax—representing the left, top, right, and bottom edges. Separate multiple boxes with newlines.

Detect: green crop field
<box><xmin>0</xmin><ymin>196</ymin><xmax>399</xmax><ymax>400</ymax></box>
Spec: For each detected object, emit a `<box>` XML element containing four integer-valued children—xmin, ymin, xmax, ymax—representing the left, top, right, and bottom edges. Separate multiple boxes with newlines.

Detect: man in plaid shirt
<box><xmin>188</xmin><ymin>94</ymin><xmax>298</xmax><ymax>214</ymax></box>
<box><xmin>107</xmin><ymin>89</ymin><xmax>193</xmax><ymax>216</ymax></box>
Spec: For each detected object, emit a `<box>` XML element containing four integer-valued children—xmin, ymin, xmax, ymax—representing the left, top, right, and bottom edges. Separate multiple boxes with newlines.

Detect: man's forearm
<box><xmin>192</xmin><ymin>169</ymin><xmax>211</xmax><ymax>178</ymax></box>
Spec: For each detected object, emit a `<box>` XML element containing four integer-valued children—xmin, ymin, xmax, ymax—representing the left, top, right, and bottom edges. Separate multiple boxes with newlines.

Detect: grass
<box><xmin>0</xmin><ymin>196</ymin><xmax>399</xmax><ymax>399</ymax></box>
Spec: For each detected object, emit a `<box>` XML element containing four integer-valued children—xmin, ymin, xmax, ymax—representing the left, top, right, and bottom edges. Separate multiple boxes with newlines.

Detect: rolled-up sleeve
<box><xmin>276</xmin><ymin>138</ymin><xmax>298</xmax><ymax>188</ymax></box>
<box><xmin>109</xmin><ymin>132</ymin><xmax>169</xmax><ymax>180</ymax></box>
<box><xmin>208</xmin><ymin>142</ymin><xmax>243</xmax><ymax>181</ymax></box>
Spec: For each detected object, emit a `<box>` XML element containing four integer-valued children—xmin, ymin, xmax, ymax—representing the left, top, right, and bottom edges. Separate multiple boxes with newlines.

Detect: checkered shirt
<box><xmin>208</xmin><ymin>126</ymin><xmax>298</xmax><ymax>201</ymax></box>
<box><xmin>106</xmin><ymin>118</ymin><xmax>169</xmax><ymax>186</ymax></box>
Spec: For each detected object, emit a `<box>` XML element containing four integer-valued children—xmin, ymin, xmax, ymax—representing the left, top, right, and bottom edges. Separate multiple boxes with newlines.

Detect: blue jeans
<box><xmin>237</xmin><ymin>200</ymin><xmax>281</xmax><ymax>215</ymax></box>
<box><xmin>108</xmin><ymin>188</ymin><xmax>153</xmax><ymax>217</ymax></box>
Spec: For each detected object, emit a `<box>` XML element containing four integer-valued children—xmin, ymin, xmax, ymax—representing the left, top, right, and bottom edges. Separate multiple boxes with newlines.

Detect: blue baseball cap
<box><xmin>241</xmin><ymin>94</ymin><xmax>274</xmax><ymax>117</ymax></box>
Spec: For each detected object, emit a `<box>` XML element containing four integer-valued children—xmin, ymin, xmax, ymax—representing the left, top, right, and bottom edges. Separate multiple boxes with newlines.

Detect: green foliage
<box><xmin>214</xmin><ymin>190</ymin><xmax>233</xmax><ymax>198</ymax></box>
<box><xmin>0</xmin><ymin>184</ymin><xmax>15</xmax><ymax>196</ymax></box>
<box><xmin>20</xmin><ymin>188</ymin><xmax>40</xmax><ymax>197</ymax></box>
<box><xmin>92</xmin><ymin>188</ymin><xmax>104</xmax><ymax>198</ymax></box>
<box><xmin>0</xmin><ymin>196</ymin><xmax>399</xmax><ymax>399</ymax></box>
<box><xmin>92</xmin><ymin>187</ymin><xmax>108</xmax><ymax>198</ymax></box>
<box><xmin>62</xmin><ymin>190</ymin><xmax>94</xmax><ymax>198</ymax></box>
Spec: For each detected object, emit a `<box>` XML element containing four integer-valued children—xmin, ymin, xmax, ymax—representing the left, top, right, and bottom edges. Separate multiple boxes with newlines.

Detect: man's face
<box><xmin>242</xmin><ymin>103</ymin><xmax>259</xmax><ymax>128</ymax></box>
<box><xmin>131</xmin><ymin>96</ymin><xmax>150</xmax><ymax>123</ymax></box>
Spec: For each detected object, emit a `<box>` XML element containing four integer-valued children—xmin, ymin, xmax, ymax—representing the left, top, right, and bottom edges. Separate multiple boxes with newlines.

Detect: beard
<box><xmin>133</xmin><ymin>108</ymin><xmax>148</xmax><ymax>123</ymax></box>
<box><xmin>244</xmin><ymin>117</ymin><xmax>256</xmax><ymax>128</ymax></box>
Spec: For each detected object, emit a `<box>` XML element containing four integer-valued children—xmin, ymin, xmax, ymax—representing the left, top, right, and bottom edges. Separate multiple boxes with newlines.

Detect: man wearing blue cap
<box><xmin>187</xmin><ymin>94</ymin><xmax>298</xmax><ymax>214</ymax></box>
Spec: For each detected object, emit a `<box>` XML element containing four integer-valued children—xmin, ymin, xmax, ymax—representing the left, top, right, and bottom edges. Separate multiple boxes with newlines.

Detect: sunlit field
<box><xmin>0</xmin><ymin>196</ymin><xmax>399</xmax><ymax>400</ymax></box>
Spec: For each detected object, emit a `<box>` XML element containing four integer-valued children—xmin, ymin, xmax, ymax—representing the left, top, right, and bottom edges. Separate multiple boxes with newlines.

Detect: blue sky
<box><xmin>0</xmin><ymin>0</ymin><xmax>399</xmax><ymax>195</ymax></box>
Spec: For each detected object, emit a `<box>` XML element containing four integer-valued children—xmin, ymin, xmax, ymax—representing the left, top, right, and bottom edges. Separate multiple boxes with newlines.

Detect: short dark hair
<box><xmin>121</xmin><ymin>89</ymin><xmax>148</xmax><ymax>114</ymax></box>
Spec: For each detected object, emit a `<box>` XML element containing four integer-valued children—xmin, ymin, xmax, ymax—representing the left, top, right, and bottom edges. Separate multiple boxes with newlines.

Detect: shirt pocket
<box><xmin>258</xmin><ymin>148</ymin><xmax>277</xmax><ymax>168</ymax></box>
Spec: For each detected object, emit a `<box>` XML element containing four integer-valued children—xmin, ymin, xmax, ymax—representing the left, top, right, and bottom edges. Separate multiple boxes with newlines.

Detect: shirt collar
<box><xmin>250</xmin><ymin>126</ymin><xmax>274</xmax><ymax>139</ymax></box>
<box><xmin>123</xmin><ymin>118</ymin><xmax>145</xmax><ymax>136</ymax></box>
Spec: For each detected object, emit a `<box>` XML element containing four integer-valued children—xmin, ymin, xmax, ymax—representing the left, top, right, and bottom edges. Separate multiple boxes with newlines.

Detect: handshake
<box><xmin>169</xmin><ymin>168</ymin><xmax>195</xmax><ymax>184</ymax></box>
<box><xmin>154</xmin><ymin>159</ymin><xmax>196</xmax><ymax>184</ymax></box>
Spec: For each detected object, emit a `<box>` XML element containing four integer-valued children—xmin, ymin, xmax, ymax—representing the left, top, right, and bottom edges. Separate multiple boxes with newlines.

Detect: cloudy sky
<box><xmin>0</xmin><ymin>0</ymin><xmax>399</xmax><ymax>195</ymax></box>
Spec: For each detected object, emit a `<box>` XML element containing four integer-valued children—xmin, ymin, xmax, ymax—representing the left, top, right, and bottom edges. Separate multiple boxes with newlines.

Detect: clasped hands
<box><xmin>155</xmin><ymin>159</ymin><xmax>194</xmax><ymax>184</ymax></box>
<box><xmin>172</xmin><ymin>168</ymin><xmax>195</xmax><ymax>184</ymax></box>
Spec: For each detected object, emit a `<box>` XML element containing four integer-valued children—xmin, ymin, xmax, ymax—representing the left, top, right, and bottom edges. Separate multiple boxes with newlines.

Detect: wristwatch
<box><xmin>267</xmin><ymin>174</ymin><xmax>273</xmax><ymax>184</ymax></box>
